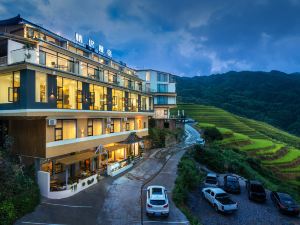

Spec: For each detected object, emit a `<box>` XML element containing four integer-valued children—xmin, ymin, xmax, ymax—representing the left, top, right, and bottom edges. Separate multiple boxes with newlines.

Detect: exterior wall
<box><xmin>46</xmin><ymin>128</ymin><xmax>148</xmax><ymax>158</ymax></box>
<box><xmin>8</xmin><ymin>117</ymin><xmax>46</xmax><ymax>158</ymax></box>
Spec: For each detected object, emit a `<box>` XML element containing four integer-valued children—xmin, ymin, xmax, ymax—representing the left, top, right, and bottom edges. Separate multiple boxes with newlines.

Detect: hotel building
<box><xmin>0</xmin><ymin>15</ymin><xmax>153</xmax><ymax>199</ymax></box>
<box><xmin>136</xmin><ymin>69</ymin><xmax>176</xmax><ymax>119</ymax></box>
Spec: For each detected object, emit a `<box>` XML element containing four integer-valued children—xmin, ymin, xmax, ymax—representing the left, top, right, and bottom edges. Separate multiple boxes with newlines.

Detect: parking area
<box><xmin>188</xmin><ymin>173</ymin><xmax>300</xmax><ymax>225</ymax></box>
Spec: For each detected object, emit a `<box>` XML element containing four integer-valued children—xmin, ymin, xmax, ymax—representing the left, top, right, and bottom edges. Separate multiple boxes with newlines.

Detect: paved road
<box><xmin>16</xmin><ymin>124</ymin><xmax>199</xmax><ymax>225</ymax></box>
<box><xmin>188</xmin><ymin>173</ymin><xmax>300</xmax><ymax>225</ymax></box>
<box><xmin>141</xmin><ymin>124</ymin><xmax>200</xmax><ymax>225</ymax></box>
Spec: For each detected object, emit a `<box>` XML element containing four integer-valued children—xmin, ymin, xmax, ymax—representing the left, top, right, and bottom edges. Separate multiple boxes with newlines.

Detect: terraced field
<box><xmin>176</xmin><ymin>104</ymin><xmax>300</xmax><ymax>186</ymax></box>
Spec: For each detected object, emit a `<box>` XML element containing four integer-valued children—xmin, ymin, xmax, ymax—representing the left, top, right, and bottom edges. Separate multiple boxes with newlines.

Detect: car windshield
<box><xmin>251</xmin><ymin>184</ymin><xmax>264</xmax><ymax>192</ymax></box>
<box><xmin>206</xmin><ymin>178</ymin><xmax>217</xmax><ymax>184</ymax></box>
<box><xmin>227</xmin><ymin>177</ymin><xmax>238</xmax><ymax>182</ymax></box>
<box><xmin>152</xmin><ymin>188</ymin><xmax>163</xmax><ymax>195</ymax></box>
<box><xmin>150</xmin><ymin>200</ymin><xmax>166</xmax><ymax>205</ymax></box>
<box><xmin>280</xmin><ymin>195</ymin><xmax>295</xmax><ymax>205</ymax></box>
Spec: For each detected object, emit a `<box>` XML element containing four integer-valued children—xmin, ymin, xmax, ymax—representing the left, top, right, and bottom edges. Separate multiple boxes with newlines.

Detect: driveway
<box><xmin>188</xmin><ymin>173</ymin><xmax>300</xmax><ymax>225</ymax></box>
<box><xmin>16</xmin><ymin>124</ymin><xmax>199</xmax><ymax>225</ymax></box>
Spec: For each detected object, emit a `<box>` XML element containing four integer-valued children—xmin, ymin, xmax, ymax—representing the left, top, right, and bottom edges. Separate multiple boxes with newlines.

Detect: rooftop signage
<box><xmin>75</xmin><ymin>32</ymin><xmax>112</xmax><ymax>58</ymax></box>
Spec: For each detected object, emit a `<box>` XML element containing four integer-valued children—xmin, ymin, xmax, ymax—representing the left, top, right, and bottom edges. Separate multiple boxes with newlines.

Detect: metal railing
<box><xmin>0</xmin><ymin>56</ymin><xmax>7</xmax><ymax>65</ymax></box>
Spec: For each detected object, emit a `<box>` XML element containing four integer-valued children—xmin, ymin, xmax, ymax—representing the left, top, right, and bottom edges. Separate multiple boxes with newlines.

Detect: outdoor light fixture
<box><xmin>50</xmin><ymin>88</ymin><xmax>55</xmax><ymax>99</ymax></box>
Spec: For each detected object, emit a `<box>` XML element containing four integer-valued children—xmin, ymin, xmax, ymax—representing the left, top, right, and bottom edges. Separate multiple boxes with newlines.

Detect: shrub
<box><xmin>203</xmin><ymin>127</ymin><xmax>223</xmax><ymax>142</ymax></box>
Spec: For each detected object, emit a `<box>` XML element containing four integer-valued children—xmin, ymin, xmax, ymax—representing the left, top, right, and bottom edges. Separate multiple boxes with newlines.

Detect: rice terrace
<box><xmin>176</xmin><ymin>104</ymin><xmax>300</xmax><ymax>191</ymax></box>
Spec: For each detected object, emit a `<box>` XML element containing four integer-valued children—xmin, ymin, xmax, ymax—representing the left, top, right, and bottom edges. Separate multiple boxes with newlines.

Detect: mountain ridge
<box><xmin>176</xmin><ymin>70</ymin><xmax>300</xmax><ymax>136</ymax></box>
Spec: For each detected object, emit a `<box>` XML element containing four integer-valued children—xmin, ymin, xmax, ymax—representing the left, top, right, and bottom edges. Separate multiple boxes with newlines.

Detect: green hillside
<box><xmin>175</xmin><ymin>104</ymin><xmax>300</xmax><ymax>187</ymax></box>
<box><xmin>176</xmin><ymin>71</ymin><xmax>300</xmax><ymax>136</ymax></box>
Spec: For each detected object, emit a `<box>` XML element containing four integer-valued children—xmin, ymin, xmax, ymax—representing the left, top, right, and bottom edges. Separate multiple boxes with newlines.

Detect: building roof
<box><xmin>136</xmin><ymin>68</ymin><xmax>176</xmax><ymax>76</ymax></box>
<box><xmin>119</xmin><ymin>132</ymin><xmax>143</xmax><ymax>144</ymax></box>
<box><xmin>0</xmin><ymin>15</ymin><xmax>137</xmax><ymax>72</ymax></box>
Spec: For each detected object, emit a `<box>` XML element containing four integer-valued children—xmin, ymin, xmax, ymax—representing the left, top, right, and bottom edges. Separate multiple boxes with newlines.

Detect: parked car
<box><xmin>146</xmin><ymin>185</ymin><xmax>169</xmax><ymax>217</ymax></box>
<box><xmin>270</xmin><ymin>191</ymin><xmax>300</xmax><ymax>216</ymax></box>
<box><xmin>204</xmin><ymin>173</ymin><xmax>218</xmax><ymax>187</ymax></box>
<box><xmin>246</xmin><ymin>180</ymin><xmax>266</xmax><ymax>202</ymax></box>
<box><xmin>223</xmin><ymin>175</ymin><xmax>241</xmax><ymax>194</ymax></box>
<box><xmin>196</xmin><ymin>138</ymin><xmax>205</xmax><ymax>146</ymax></box>
<box><xmin>202</xmin><ymin>187</ymin><xmax>238</xmax><ymax>213</ymax></box>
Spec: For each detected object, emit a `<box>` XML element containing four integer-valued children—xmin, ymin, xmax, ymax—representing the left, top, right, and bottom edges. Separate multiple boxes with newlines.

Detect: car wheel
<box><xmin>214</xmin><ymin>204</ymin><xmax>219</xmax><ymax>212</ymax></box>
<box><xmin>146</xmin><ymin>212</ymin><xmax>151</xmax><ymax>217</ymax></box>
<box><xmin>164</xmin><ymin>213</ymin><xmax>169</xmax><ymax>218</ymax></box>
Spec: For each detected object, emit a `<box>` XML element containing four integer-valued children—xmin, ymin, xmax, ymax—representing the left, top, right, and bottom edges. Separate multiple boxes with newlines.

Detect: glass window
<box><xmin>35</xmin><ymin>72</ymin><xmax>48</xmax><ymax>103</ymax></box>
<box><xmin>89</xmin><ymin>84</ymin><xmax>107</xmax><ymax>111</ymax></box>
<box><xmin>146</xmin><ymin>72</ymin><xmax>150</xmax><ymax>81</ymax></box>
<box><xmin>157</xmin><ymin>73</ymin><xmax>168</xmax><ymax>82</ymax></box>
<box><xmin>112</xmin><ymin>89</ymin><xmax>125</xmax><ymax>111</ymax></box>
<box><xmin>87</xmin><ymin>119</ymin><xmax>93</xmax><ymax>136</ymax></box>
<box><xmin>0</xmin><ymin>71</ymin><xmax>20</xmax><ymax>104</ymax></box>
<box><xmin>93</xmin><ymin>119</ymin><xmax>103</xmax><ymax>136</ymax></box>
<box><xmin>141</xmin><ymin>96</ymin><xmax>149</xmax><ymax>110</ymax></box>
<box><xmin>157</xmin><ymin>96</ymin><xmax>168</xmax><ymax>105</ymax></box>
<box><xmin>56</xmin><ymin>77</ymin><xmax>82</xmax><ymax>109</ymax></box>
<box><xmin>128</xmin><ymin>93</ymin><xmax>138</xmax><ymax>112</ymax></box>
<box><xmin>157</xmin><ymin>84</ymin><xmax>168</xmax><ymax>92</ymax></box>
<box><xmin>79</xmin><ymin>62</ymin><xmax>88</xmax><ymax>76</ymax></box>
<box><xmin>57</xmin><ymin>53</ymin><xmax>74</xmax><ymax>73</ymax></box>
<box><xmin>63</xmin><ymin>120</ymin><xmax>76</xmax><ymax>140</ymax></box>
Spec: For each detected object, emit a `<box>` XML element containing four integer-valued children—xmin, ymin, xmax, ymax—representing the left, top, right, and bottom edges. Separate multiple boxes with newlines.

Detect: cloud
<box><xmin>1</xmin><ymin>0</ymin><xmax>300</xmax><ymax>76</ymax></box>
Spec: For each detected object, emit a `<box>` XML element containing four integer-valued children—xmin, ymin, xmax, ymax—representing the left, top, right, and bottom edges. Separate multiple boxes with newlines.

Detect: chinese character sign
<box><xmin>75</xmin><ymin>32</ymin><xmax>83</xmax><ymax>44</ymax></box>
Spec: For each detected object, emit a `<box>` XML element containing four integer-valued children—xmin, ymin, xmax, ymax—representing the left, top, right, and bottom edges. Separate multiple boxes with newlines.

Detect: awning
<box><xmin>56</xmin><ymin>151</ymin><xmax>97</xmax><ymax>166</ymax></box>
<box><xmin>119</xmin><ymin>132</ymin><xmax>143</xmax><ymax>144</ymax></box>
<box><xmin>104</xmin><ymin>144</ymin><xmax>128</xmax><ymax>152</ymax></box>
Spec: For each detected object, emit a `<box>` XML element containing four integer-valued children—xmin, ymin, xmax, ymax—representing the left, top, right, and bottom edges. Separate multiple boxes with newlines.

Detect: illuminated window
<box><xmin>128</xmin><ymin>93</ymin><xmax>138</xmax><ymax>112</ymax></box>
<box><xmin>89</xmin><ymin>84</ymin><xmax>107</xmax><ymax>110</ymax></box>
<box><xmin>55</xmin><ymin>119</ymin><xmax>76</xmax><ymax>141</ymax></box>
<box><xmin>0</xmin><ymin>71</ymin><xmax>20</xmax><ymax>104</ymax></box>
<box><xmin>35</xmin><ymin>72</ymin><xmax>48</xmax><ymax>103</ymax></box>
<box><xmin>112</xmin><ymin>89</ymin><xmax>125</xmax><ymax>111</ymax></box>
<box><xmin>57</xmin><ymin>77</ymin><xmax>82</xmax><ymax>109</ymax></box>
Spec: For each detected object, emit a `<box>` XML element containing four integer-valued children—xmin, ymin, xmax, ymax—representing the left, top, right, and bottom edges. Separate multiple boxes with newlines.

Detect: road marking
<box><xmin>22</xmin><ymin>222</ymin><xmax>68</xmax><ymax>225</ymax></box>
<box><xmin>142</xmin><ymin>221</ymin><xmax>189</xmax><ymax>224</ymax></box>
<box><xmin>42</xmin><ymin>202</ymin><xmax>92</xmax><ymax>208</ymax></box>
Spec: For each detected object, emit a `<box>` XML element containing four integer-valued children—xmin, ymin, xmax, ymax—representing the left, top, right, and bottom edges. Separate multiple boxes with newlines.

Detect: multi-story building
<box><xmin>0</xmin><ymin>15</ymin><xmax>153</xmax><ymax>199</ymax></box>
<box><xmin>136</xmin><ymin>69</ymin><xmax>176</xmax><ymax>119</ymax></box>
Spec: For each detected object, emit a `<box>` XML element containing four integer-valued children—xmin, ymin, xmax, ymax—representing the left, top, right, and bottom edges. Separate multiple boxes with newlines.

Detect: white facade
<box><xmin>137</xmin><ymin>70</ymin><xmax>177</xmax><ymax>119</ymax></box>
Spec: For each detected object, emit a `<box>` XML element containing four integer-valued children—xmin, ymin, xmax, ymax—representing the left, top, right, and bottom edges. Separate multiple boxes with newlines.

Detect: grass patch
<box><xmin>263</xmin><ymin>148</ymin><xmax>300</xmax><ymax>164</ymax></box>
<box><xmin>216</xmin><ymin>132</ymin><xmax>250</xmax><ymax>145</ymax></box>
<box><xmin>173</xmin><ymin>150</ymin><xmax>204</xmax><ymax>225</ymax></box>
<box><xmin>281</xmin><ymin>164</ymin><xmax>300</xmax><ymax>173</ymax></box>
<box><xmin>240</xmin><ymin>139</ymin><xmax>274</xmax><ymax>151</ymax></box>
<box><xmin>256</xmin><ymin>144</ymin><xmax>285</xmax><ymax>155</ymax></box>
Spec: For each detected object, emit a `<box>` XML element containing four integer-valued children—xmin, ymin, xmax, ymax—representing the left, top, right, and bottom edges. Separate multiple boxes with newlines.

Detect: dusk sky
<box><xmin>1</xmin><ymin>0</ymin><xmax>300</xmax><ymax>76</ymax></box>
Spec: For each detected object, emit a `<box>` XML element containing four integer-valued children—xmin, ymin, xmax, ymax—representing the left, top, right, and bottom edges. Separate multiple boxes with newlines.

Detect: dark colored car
<box><xmin>246</xmin><ymin>180</ymin><xmax>266</xmax><ymax>202</ymax></box>
<box><xmin>271</xmin><ymin>191</ymin><xmax>300</xmax><ymax>216</ymax></box>
<box><xmin>223</xmin><ymin>175</ymin><xmax>241</xmax><ymax>194</ymax></box>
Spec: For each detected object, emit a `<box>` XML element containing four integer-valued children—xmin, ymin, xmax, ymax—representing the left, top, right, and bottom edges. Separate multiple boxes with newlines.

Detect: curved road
<box><xmin>16</xmin><ymin>124</ymin><xmax>200</xmax><ymax>225</ymax></box>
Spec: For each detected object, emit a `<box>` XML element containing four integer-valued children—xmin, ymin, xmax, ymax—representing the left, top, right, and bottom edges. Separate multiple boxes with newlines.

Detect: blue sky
<box><xmin>1</xmin><ymin>0</ymin><xmax>300</xmax><ymax>76</ymax></box>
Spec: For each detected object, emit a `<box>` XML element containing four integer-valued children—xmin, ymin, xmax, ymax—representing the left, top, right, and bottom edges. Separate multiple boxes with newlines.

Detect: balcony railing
<box><xmin>9</xmin><ymin>48</ymin><xmax>151</xmax><ymax>94</ymax></box>
<box><xmin>0</xmin><ymin>56</ymin><xmax>7</xmax><ymax>65</ymax></box>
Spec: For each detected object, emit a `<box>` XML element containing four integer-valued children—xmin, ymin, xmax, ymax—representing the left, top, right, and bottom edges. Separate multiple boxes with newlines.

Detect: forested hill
<box><xmin>176</xmin><ymin>71</ymin><xmax>300</xmax><ymax>136</ymax></box>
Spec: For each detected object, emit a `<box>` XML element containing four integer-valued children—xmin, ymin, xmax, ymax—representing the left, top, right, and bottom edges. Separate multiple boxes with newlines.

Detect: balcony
<box><xmin>8</xmin><ymin>47</ymin><xmax>151</xmax><ymax>94</ymax></box>
<box><xmin>0</xmin><ymin>56</ymin><xmax>7</xmax><ymax>66</ymax></box>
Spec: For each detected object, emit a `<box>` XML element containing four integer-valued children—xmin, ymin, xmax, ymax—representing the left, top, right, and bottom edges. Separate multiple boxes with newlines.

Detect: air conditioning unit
<box><xmin>48</xmin><ymin>119</ymin><xmax>57</xmax><ymax>126</ymax></box>
<box><xmin>107</xmin><ymin>117</ymin><xmax>111</xmax><ymax>123</ymax></box>
<box><xmin>123</xmin><ymin>117</ymin><xmax>128</xmax><ymax>122</ymax></box>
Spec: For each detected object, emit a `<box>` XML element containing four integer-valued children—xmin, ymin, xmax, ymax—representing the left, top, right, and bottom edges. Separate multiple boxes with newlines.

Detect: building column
<box><xmin>65</xmin><ymin>166</ymin><xmax>69</xmax><ymax>186</ymax></box>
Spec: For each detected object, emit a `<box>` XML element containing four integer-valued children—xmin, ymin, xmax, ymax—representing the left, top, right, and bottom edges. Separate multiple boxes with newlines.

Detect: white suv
<box><xmin>146</xmin><ymin>185</ymin><xmax>169</xmax><ymax>217</ymax></box>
